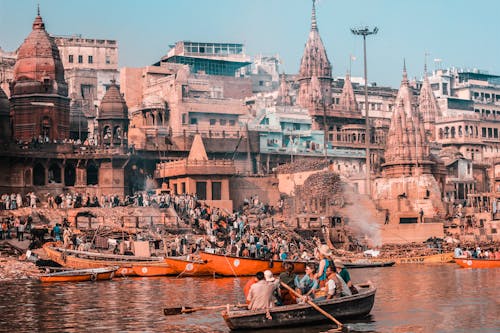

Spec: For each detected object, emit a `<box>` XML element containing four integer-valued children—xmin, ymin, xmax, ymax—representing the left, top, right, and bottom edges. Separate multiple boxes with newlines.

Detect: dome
<box><xmin>98</xmin><ymin>80</ymin><xmax>128</xmax><ymax>120</ymax></box>
<box><xmin>0</xmin><ymin>87</ymin><xmax>9</xmax><ymax>116</ymax></box>
<box><xmin>12</xmin><ymin>12</ymin><xmax>67</xmax><ymax>96</ymax></box>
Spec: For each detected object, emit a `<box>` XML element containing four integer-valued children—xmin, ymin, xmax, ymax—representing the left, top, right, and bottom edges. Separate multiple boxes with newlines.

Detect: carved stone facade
<box><xmin>296</xmin><ymin>0</ymin><xmax>332</xmax><ymax>111</ymax></box>
<box><xmin>97</xmin><ymin>80</ymin><xmax>129</xmax><ymax>147</ymax></box>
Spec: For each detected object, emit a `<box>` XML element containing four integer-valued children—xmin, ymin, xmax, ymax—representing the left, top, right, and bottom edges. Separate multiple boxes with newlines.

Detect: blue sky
<box><xmin>1</xmin><ymin>0</ymin><xmax>499</xmax><ymax>87</ymax></box>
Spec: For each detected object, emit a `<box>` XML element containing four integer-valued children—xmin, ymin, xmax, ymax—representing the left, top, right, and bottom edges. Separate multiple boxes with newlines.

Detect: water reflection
<box><xmin>0</xmin><ymin>265</ymin><xmax>498</xmax><ymax>333</ymax></box>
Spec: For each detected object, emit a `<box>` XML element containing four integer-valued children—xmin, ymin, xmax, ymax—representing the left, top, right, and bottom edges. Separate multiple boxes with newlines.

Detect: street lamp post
<box><xmin>351</xmin><ymin>26</ymin><xmax>378</xmax><ymax>197</ymax></box>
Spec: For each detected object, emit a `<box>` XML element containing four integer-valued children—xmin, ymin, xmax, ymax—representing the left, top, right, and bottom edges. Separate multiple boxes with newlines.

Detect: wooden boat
<box><xmin>39</xmin><ymin>266</ymin><xmax>117</xmax><ymax>283</ymax></box>
<box><xmin>369</xmin><ymin>252</ymin><xmax>454</xmax><ymax>264</ymax></box>
<box><xmin>43</xmin><ymin>243</ymin><xmax>164</xmax><ymax>276</ymax></box>
<box><xmin>222</xmin><ymin>283</ymin><xmax>376</xmax><ymax>330</ymax></box>
<box><xmin>454</xmin><ymin>257</ymin><xmax>500</xmax><ymax>269</ymax></box>
<box><xmin>199</xmin><ymin>251</ymin><xmax>307</xmax><ymax>277</ymax></box>
<box><xmin>343</xmin><ymin>260</ymin><xmax>395</xmax><ymax>268</ymax></box>
<box><xmin>163</xmin><ymin>256</ymin><xmax>213</xmax><ymax>276</ymax></box>
<box><xmin>132</xmin><ymin>262</ymin><xmax>177</xmax><ymax>276</ymax></box>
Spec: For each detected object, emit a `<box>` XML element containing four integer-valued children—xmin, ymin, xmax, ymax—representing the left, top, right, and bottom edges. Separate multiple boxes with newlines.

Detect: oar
<box><xmin>280</xmin><ymin>281</ymin><xmax>343</xmax><ymax>331</ymax></box>
<box><xmin>163</xmin><ymin>303</ymin><xmax>247</xmax><ymax>316</ymax></box>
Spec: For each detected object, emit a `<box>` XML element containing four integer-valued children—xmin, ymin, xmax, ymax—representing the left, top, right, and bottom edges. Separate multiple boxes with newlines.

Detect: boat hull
<box><xmin>132</xmin><ymin>263</ymin><xmax>177</xmax><ymax>276</ymax></box>
<box><xmin>43</xmin><ymin>244</ymin><xmax>162</xmax><ymax>276</ymax></box>
<box><xmin>370</xmin><ymin>252</ymin><xmax>454</xmax><ymax>264</ymax></box>
<box><xmin>163</xmin><ymin>257</ymin><xmax>213</xmax><ymax>276</ymax></box>
<box><xmin>199</xmin><ymin>252</ymin><xmax>306</xmax><ymax>276</ymax></box>
<box><xmin>222</xmin><ymin>284</ymin><xmax>376</xmax><ymax>330</ymax></box>
<box><xmin>40</xmin><ymin>267</ymin><xmax>116</xmax><ymax>283</ymax></box>
<box><xmin>454</xmin><ymin>258</ymin><xmax>500</xmax><ymax>269</ymax></box>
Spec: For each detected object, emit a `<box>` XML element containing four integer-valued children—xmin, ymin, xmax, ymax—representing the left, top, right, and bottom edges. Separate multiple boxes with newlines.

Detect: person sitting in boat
<box><xmin>454</xmin><ymin>245</ymin><xmax>465</xmax><ymax>258</ymax></box>
<box><xmin>315</xmin><ymin>244</ymin><xmax>332</xmax><ymax>288</ymax></box>
<box><xmin>247</xmin><ymin>271</ymin><xmax>277</xmax><ymax>311</ymax></box>
<box><xmin>294</xmin><ymin>263</ymin><xmax>319</xmax><ymax>302</ymax></box>
<box><xmin>334</xmin><ymin>259</ymin><xmax>357</xmax><ymax>295</ymax></box>
<box><xmin>314</xmin><ymin>265</ymin><xmax>343</xmax><ymax>301</ymax></box>
<box><xmin>278</xmin><ymin>262</ymin><xmax>297</xmax><ymax>305</ymax></box>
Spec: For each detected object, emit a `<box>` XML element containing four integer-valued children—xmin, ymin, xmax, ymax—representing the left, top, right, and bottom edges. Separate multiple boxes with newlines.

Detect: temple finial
<box><xmin>311</xmin><ymin>0</ymin><xmax>318</xmax><ymax>31</ymax></box>
<box><xmin>402</xmin><ymin>58</ymin><xmax>408</xmax><ymax>84</ymax></box>
<box><xmin>37</xmin><ymin>3</ymin><xmax>40</xmax><ymax>16</ymax></box>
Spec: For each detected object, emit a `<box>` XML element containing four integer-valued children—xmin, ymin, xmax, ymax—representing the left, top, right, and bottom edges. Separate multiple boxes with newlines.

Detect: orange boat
<box><xmin>132</xmin><ymin>263</ymin><xmax>176</xmax><ymax>276</ymax></box>
<box><xmin>43</xmin><ymin>243</ymin><xmax>164</xmax><ymax>277</ymax></box>
<box><xmin>199</xmin><ymin>252</ymin><xmax>307</xmax><ymax>276</ymax></box>
<box><xmin>39</xmin><ymin>266</ymin><xmax>117</xmax><ymax>283</ymax></box>
<box><xmin>163</xmin><ymin>256</ymin><xmax>213</xmax><ymax>276</ymax></box>
<box><xmin>454</xmin><ymin>257</ymin><xmax>500</xmax><ymax>269</ymax></box>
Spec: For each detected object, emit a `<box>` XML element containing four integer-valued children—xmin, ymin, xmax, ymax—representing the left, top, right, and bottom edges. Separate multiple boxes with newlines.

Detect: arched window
<box><xmin>33</xmin><ymin>163</ymin><xmax>45</xmax><ymax>186</ymax></box>
<box><xmin>87</xmin><ymin>163</ymin><xmax>98</xmax><ymax>185</ymax></box>
<box><xmin>65</xmin><ymin>163</ymin><xmax>76</xmax><ymax>186</ymax></box>
<box><xmin>48</xmin><ymin>163</ymin><xmax>61</xmax><ymax>183</ymax></box>
<box><xmin>114</xmin><ymin>126</ymin><xmax>122</xmax><ymax>139</ymax></box>
<box><xmin>458</xmin><ymin>126</ymin><xmax>462</xmax><ymax>137</ymax></box>
<box><xmin>450</xmin><ymin>127</ymin><xmax>456</xmax><ymax>138</ymax></box>
<box><xmin>24</xmin><ymin>169</ymin><xmax>32</xmax><ymax>185</ymax></box>
<box><xmin>103</xmin><ymin>126</ymin><xmax>111</xmax><ymax>139</ymax></box>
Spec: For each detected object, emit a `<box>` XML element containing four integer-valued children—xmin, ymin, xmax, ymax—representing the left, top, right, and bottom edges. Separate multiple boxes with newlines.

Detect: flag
<box><xmin>350</xmin><ymin>55</ymin><xmax>356</xmax><ymax>61</ymax></box>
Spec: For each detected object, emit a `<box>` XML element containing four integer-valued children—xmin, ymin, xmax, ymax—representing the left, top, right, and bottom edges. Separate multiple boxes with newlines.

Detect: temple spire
<box><xmin>37</xmin><ymin>3</ymin><xmax>40</xmax><ymax>16</ymax></box>
<box><xmin>311</xmin><ymin>0</ymin><xmax>318</xmax><ymax>31</ymax></box>
<box><xmin>402</xmin><ymin>59</ymin><xmax>409</xmax><ymax>85</ymax></box>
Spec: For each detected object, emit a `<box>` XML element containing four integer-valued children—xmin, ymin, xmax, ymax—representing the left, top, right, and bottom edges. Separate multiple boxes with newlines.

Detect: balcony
<box><xmin>155</xmin><ymin>159</ymin><xmax>235</xmax><ymax>178</ymax></box>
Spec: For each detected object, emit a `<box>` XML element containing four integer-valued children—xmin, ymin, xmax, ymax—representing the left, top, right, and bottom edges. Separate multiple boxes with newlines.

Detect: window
<box><xmin>105</xmin><ymin>56</ymin><xmax>111</xmax><ymax>64</ymax></box>
<box><xmin>220</xmin><ymin>119</ymin><xmax>226</xmax><ymax>125</ymax></box>
<box><xmin>196</xmin><ymin>182</ymin><xmax>207</xmax><ymax>200</ymax></box>
<box><xmin>210</xmin><ymin>119</ymin><xmax>216</xmax><ymax>125</ymax></box>
<box><xmin>88</xmin><ymin>55</ymin><xmax>93</xmax><ymax>64</ymax></box>
<box><xmin>69</xmin><ymin>55</ymin><xmax>74</xmax><ymax>63</ymax></box>
<box><xmin>78</xmin><ymin>55</ymin><xmax>83</xmax><ymax>63</ymax></box>
<box><xmin>212</xmin><ymin>182</ymin><xmax>222</xmax><ymax>200</ymax></box>
<box><xmin>190</xmin><ymin>118</ymin><xmax>197</xmax><ymax>125</ymax></box>
<box><xmin>80</xmin><ymin>84</ymin><xmax>93</xmax><ymax>99</ymax></box>
<box><xmin>181</xmin><ymin>182</ymin><xmax>186</xmax><ymax>194</ymax></box>
<box><xmin>229</xmin><ymin>119</ymin><xmax>235</xmax><ymax>126</ymax></box>
<box><xmin>182</xmin><ymin>114</ymin><xmax>187</xmax><ymax>124</ymax></box>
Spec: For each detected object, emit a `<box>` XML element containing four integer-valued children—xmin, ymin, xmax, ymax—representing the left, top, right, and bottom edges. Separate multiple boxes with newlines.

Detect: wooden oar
<box><xmin>280</xmin><ymin>281</ymin><xmax>343</xmax><ymax>331</ymax></box>
<box><xmin>163</xmin><ymin>303</ymin><xmax>247</xmax><ymax>316</ymax></box>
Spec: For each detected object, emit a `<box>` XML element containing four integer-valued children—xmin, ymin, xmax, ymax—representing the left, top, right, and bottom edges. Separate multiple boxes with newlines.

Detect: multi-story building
<box><xmin>54</xmin><ymin>35</ymin><xmax>119</xmax><ymax>140</ymax></box>
<box><xmin>0</xmin><ymin>47</ymin><xmax>16</xmax><ymax>97</ymax></box>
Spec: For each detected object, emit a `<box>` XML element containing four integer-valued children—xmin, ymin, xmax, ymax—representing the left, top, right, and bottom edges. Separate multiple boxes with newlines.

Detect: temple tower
<box><xmin>338</xmin><ymin>72</ymin><xmax>359</xmax><ymax>113</ymax></box>
<box><xmin>97</xmin><ymin>80</ymin><xmax>129</xmax><ymax>147</ymax></box>
<box><xmin>9</xmin><ymin>8</ymin><xmax>69</xmax><ymax>141</ymax></box>
<box><xmin>418</xmin><ymin>64</ymin><xmax>440</xmax><ymax>141</ymax></box>
<box><xmin>297</xmin><ymin>0</ymin><xmax>332</xmax><ymax>111</ymax></box>
<box><xmin>276</xmin><ymin>73</ymin><xmax>292</xmax><ymax>106</ymax></box>
<box><xmin>383</xmin><ymin>63</ymin><xmax>432</xmax><ymax>177</ymax></box>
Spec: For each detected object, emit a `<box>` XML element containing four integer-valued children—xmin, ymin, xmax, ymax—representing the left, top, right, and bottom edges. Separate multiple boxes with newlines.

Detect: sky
<box><xmin>1</xmin><ymin>0</ymin><xmax>500</xmax><ymax>87</ymax></box>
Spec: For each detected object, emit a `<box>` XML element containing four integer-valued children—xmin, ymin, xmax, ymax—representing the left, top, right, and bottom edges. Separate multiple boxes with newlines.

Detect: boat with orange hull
<box><xmin>43</xmin><ymin>243</ymin><xmax>164</xmax><ymax>277</ymax></box>
<box><xmin>132</xmin><ymin>262</ymin><xmax>177</xmax><ymax>276</ymax></box>
<box><xmin>454</xmin><ymin>257</ymin><xmax>500</xmax><ymax>269</ymax></box>
<box><xmin>367</xmin><ymin>252</ymin><xmax>454</xmax><ymax>264</ymax></box>
<box><xmin>199</xmin><ymin>252</ymin><xmax>307</xmax><ymax>276</ymax></box>
<box><xmin>163</xmin><ymin>256</ymin><xmax>213</xmax><ymax>276</ymax></box>
<box><xmin>39</xmin><ymin>266</ymin><xmax>117</xmax><ymax>283</ymax></box>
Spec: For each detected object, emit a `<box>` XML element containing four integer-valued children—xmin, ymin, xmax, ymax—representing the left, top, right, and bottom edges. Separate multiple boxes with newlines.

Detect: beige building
<box><xmin>54</xmin><ymin>36</ymin><xmax>119</xmax><ymax>140</ymax></box>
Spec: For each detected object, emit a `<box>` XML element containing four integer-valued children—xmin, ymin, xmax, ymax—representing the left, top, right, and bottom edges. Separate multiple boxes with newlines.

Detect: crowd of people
<box><xmin>244</xmin><ymin>244</ymin><xmax>358</xmax><ymax>313</ymax></box>
<box><xmin>454</xmin><ymin>245</ymin><xmax>500</xmax><ymax>259</ymax></box>
<box><xmin>0</xmin><ymin>192</ymin><xmax>38</xmax><ymax>210</ymax></box>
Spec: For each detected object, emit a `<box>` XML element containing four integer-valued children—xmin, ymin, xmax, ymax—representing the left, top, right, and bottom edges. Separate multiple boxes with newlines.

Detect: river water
<box><xmin>0</xmin><ymin>264</ymin><xmax>498</xmax><ymax>333</ymax></box>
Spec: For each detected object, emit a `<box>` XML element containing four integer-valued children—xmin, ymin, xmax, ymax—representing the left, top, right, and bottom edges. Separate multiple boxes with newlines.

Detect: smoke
<box><xmin>340</xmin><ymin>184</ymin><xmax>382</xmax><ymax>247</ymax></box>
<box><xmin>144</xmin><ymin>176</ymin><xmax>157</xmax><ymax>192</ymax></box>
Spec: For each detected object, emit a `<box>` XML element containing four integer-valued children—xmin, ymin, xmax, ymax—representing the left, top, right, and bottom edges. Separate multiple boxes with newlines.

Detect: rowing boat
<box><xmin>43</xmin><ymin>243</ymin><xmax>164</xmax><ymax>276</ymax></box>
<box><xmin>343</xmin><ymin>260</ymin><xmax>395</xmax><ymax>268</ymax></box>
<box><xmin>198</xmin><ymin>251</ymin><xmax>307</xmax><ymax>276</ymax></box>
<box><xmin>39</xmin><ymin>266</ymin><xmax>117</xmax><ymax>283</ymax></box>
<box><xmin>222</xmin><ymin>282</ymin><xmax>376</xmax><ymax>330</ymax></box>
<box><xmin>454</xmin><ymin>257</ymin><xmax>500</xmax><ymax>269</ymax></box>
<box><xmin>163</xmin><ymin>256</ymin><xmax>213</xmax><ymax>276</ymax></box>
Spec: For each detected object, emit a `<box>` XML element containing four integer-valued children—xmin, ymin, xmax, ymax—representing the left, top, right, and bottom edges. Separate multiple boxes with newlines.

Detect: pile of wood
<box><xmin>275</xmin><ymin>159</ymin><xmax>329</xmax><ymax>174</ymax></box>
<box><xmin>300</xmin><ymin>171</ymin><xmax>342</xmax><ymax>199</ymax></box>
